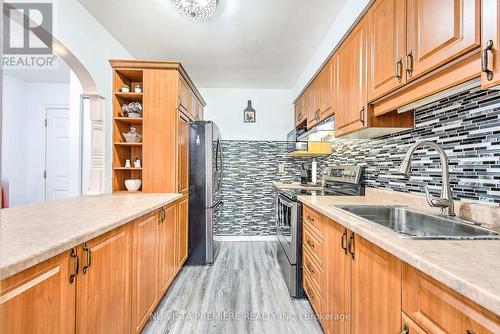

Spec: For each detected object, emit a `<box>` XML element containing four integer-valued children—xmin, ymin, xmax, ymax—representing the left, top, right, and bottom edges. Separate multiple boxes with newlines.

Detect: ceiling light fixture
<box><xmin>171</xmin><ymin>0</ymin><xmax>218</xmax><ymax>22</ymax></box>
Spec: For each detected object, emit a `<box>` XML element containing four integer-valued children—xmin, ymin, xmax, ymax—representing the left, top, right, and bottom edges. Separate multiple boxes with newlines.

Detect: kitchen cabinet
<box><xmin>319</xmin><ymin>57</ymin><xmax>334</xmax><ymax>121</ymax></box>
<box><xmin>367</xmin><ymin>0</ymin><xmax>406</xmax><ymax>101</ymax></box>
<box><xmin>307</xmin><ymin>79</ymin><xmax>321</xmax><ymax>128</ymax></box>
<box><xmin>0</xmin><ymin>251</ymin><xmax>76</xmax><ymax>334</ymax></box>
<box><xmin>76</xmin><ymin>224</ymin><xmax>133</xmax><ymax>334</ymax></box>
<box><xmin>178</xmin><ymin>76</ymin><xmax>189</xmax><ymax>114</ymax></box>
<box><xmin>158</xmin><ymin>204</ymin><xmax>177</xmax><ymax>295</ymax></box>
<box><xmin>131</xmin><ymin>212</ymin><xmax>159</xmax><ymax>333</ymax></box>
<box><xmin>481</xmin><ymin>0</ymin><xmax>500</xmax><ymax>89</ymax></box>
<box><xmin>335</xmin><ymin>17</ymin><xmax>368</xmax><ymax>137</ymax></box>
<box><xmin>175</xmin><ymin>194</ymin><xmax>189</xmax><ymax>268</ymax></box>
<box><xmin>406</xmin><ymin>0</ymin><xmax>480</xmax><ymax>82</ymax></box>
<box><xmin>350</xmin><ymin>233</ymin><xmax>402</xmax><ymax>334</ymax></box>
<box><xmin>295</xmin><ymin>95</ymin><xmax>306</xmax><ymax>126</ymax></box>
<box><xmin>403</xmin><ymin>264</ymin><xmax>500</xmax><ymax>334</ymax></box>
<box><xmin>177</xmin><ymin>111</ymin><xmax>190</xmax><ymax>194</ymax></box>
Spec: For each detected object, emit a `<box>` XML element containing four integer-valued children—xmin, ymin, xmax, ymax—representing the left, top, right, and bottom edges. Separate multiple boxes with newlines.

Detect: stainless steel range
<box><xmin>276</xmin><ymin>165</ymin><xmax>364</xmax><ymax>298</ymax></box>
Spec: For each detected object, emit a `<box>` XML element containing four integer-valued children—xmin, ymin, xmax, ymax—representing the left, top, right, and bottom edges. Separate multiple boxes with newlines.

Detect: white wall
<box><xmin>52</xmin><ymin>0</ymin><xmax>134</xmax><ymax>193</ymax></box>
<box><xmin>292</xmin><ymin>0</ymin><xmax>371</xmax><ymax>99</ymax></box>
<box><xmin>199</xmin><ymin>88</ymin><xmax>294</xmax><ymax>141</ymax></box>
<box><xmin>2</xmin><ymin>75</ymin><xmax>70</xmax><ymax>207</ymax></box>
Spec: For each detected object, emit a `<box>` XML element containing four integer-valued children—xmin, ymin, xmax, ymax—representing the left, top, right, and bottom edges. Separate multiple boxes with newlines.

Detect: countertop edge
<box><xmin>0</xmin><ymin>194</ymin><xmax>183</xmax><ymax>280</ymax></box>
<box><xmin>298</xmin><ymin>195</ymin><xmax>500</xmax><ymax>316</ymax></box>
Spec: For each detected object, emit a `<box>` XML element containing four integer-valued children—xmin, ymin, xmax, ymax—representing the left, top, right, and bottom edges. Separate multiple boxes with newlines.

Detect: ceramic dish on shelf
<box><xmin>123</xmin><ymin>126</ymin><xmax>142</xmax><ymax>143</ymax></box>
<box><xmin>125</xmin><ymin>179</ymin><xmax>142</xmax><ymax>192</ymax></box>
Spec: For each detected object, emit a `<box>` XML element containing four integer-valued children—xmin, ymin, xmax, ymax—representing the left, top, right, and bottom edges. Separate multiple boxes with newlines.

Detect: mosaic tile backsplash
<box><xmin>216</xmin><ymin>87</ymin><xmax>500</xmax><ymax>236</ymax></box>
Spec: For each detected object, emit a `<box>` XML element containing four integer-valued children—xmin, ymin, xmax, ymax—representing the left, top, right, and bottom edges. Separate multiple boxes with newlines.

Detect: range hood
<box><xmin>297</xmin><ymin>116</ymin><xmax>335</xmax><ymax>142</ymax></box>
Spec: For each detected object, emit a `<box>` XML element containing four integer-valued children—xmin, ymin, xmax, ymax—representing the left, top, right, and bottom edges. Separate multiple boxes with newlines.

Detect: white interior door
<box><xmin>45</xmin><ymin>107</ymin><xmax>70</xmax><ymax>201</ymax></box>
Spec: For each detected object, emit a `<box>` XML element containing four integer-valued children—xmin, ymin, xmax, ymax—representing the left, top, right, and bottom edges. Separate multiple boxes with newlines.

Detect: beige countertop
<box><xmin>273</xmin><ymin>182</ymin><xmax>323</xmax><ymax>190</ymax></box>
<box><xmin>298</xmin><ymin>188</ymin><xmax>500</xmax><ymax>316</ymax></box>
<box><xmin>0</xmin><ymin>192</ymin><xmax>182</xmax><ymax>280</ymax></box>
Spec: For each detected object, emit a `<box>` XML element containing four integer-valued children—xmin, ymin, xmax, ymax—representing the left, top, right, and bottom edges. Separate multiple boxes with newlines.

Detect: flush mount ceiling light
<box><xmin>171</xmin><ymin>0</ymin><xmax>218</xmax><ymax>22</ymax></box>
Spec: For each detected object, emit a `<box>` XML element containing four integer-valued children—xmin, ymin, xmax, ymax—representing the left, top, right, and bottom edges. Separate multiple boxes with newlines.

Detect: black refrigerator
<box><xmin>188</xmin><ymin>121</ymin><xmax>223</xmax><ymax>265</ymax></box>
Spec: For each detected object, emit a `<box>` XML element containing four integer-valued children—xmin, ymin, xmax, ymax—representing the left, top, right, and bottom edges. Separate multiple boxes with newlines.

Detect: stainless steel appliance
<box><xmin>188</xmin><ymin>121</ymin><xmax>223</xmax><ymax>265</ymax></box>
<box><xmin>276</xmin><ymin>165</ymin><xmax>364</xmax><ymax>298</ymax></box>
<box><xmin>287</xmin><ymin>127</ymin><xmax>308</xmax><ymax>153</ymax></box>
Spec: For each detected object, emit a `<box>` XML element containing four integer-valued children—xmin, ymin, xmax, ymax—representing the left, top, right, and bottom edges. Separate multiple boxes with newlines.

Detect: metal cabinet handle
<box><xmin>406</xmin><ymin>50</ymin><xmax>413</xmax><ymax>77</ymax></box>
<box><xmin>359</xmin><ymin>107</ymin><xmax>365</xmax><ymax>125</ymax></box>
<box><xmin>341</xmin><ymin>229</ymin><xmax>348</xmax><ymax>255</ymax></box>
<box><xmin>306</xmin><ymin>287</ymin><xmax>315</xmax><ymax>300</ymax></box>
<box><xmin>401</xmin><ymin>323</ymin><xmax>409</xmax><ymax>334</ymax></box>
<box><xmin>159</xmin><ymin>209</ymin><xmax>165</xmax><ymax>223</ymax></box>
<box><xmin>69</xmin><ymin>248</ymin><xmax>78</xmax><ymax>284</ymax></box>
<box><xmin>395</xmin><ymin>57</ymin><xmax>403</xmax><ymax>82</ymax></box>
<box><xmin>306</xmin><ymin>215</ymin><xmax>314</xmax><ymax>222</ymax></box>
<box><xmin>306</xmin><ymin>263</ymin><xmax>315</xmax><ymax>274</ymax></box>
<box><xmin>466</xmin><ymin>331</ymin><xmax>476</xmax><ymax>334</ymax></box>
<box><xmin>482</xmin><ymin>40</ymin><xmax>494</xmax><ymax>81</ymax></box>
<box><xmin>348</xmin><ymin>233</ymin><xmax>355</xmax><ymax>260</ymax></box>
<box><xmin>82</xmin><ymin>243</ymin><xmax>92</xmax><ymax>274</ymax></box>
<box><xmin>306</xmin><ymin>239</ymin><xmax>315</xmax><ymax>249</ymax></box>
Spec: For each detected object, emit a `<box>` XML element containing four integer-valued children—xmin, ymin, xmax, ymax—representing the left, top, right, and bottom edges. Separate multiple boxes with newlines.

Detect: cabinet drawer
<box><xmin>403</xmin><ymin>264</ymin><xmax>500</xmax><ymax>334</ymax></box>
<box><xmin>401</xmin><ymin>313</ymin><xmax>426</xmax><ymax>334</ymax></box>
<box><xmin>303</xmin><ymin>247</ymin><xmax>325</xmax><ymax>296</ymax></box>
<box><xmin>303</xmin><ymin>225</ymin><xmax>325</xmax><ymax>267</ymax></box>
<box><xmin>303</xmin><ymin>206</ymin><xmax>325</xmax><ymax>239</ymax></box>
<box><xmin>303</xmin><ymin>270</ymin><xmax>323</xmax><ymax>316</ymax></box>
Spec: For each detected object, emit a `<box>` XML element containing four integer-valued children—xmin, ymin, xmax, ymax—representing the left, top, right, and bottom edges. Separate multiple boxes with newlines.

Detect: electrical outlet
<box><xmin>278</xmin><ymin>163</ymin><xmax>285</xmax><ymax>173</ymax></box>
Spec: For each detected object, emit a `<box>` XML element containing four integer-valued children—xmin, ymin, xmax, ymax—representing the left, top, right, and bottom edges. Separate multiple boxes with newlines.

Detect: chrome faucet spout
<box><xmin>396</xmin><ymin>141</ymin><xmax>455</xmax><ymax>216</ymax></box>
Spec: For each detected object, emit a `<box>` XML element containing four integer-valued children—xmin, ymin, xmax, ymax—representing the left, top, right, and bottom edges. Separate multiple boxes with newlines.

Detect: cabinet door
<box><xmin>178</xmin><ymin>77</ymin><xmax>188</xmax><ymax>112</ymax></box>
<box><xmin>481</xmin><ymin>0</ymin><xmax>500</xmax><ymax>89</ymax></box>
<box><xmin>295</xmin><ymin>97</ymin><xmax>304</xmax><ymax>126</ymax></box>
<box><xmin>350</xmin><ymin>234</ymin><xmax>402</xmax><ymax>334</ymax></box>
<box><xmin>325</xmin><ymin>221</ymin><xmax>351</xmax><ymax>334</ymax></box>
<box><xmin>177</xmin><ymin>112</ymin><xmax>190</xmax><ymax>194</ymax></box>
<box><xmin>307</xmin><ymin>80</ymin><xmax>321</xmax><ymax>128</ymax></box>
<box><xmin>76</xmin><ymin>224</ymin><xmax>132</xmax><ymax>334</ymax></box>
<box><xmin>406</xmin><ymin>0</ymin><xmax>480</xmax><ymax>81</ymax></box>
<box><xmin>335</xmin><ymin>18</ymin><xmax>368</xmax><ymax>136</ymax></box>
<box><xmin>403</xmin><ymin>264</ymin><xmax>500</xmax><ymax>334</ymax></box>
<box><xmin>158</xmin><ymin>204</ymin><xmax>177</xmax><ymax>295</ymax></box>
<box><xmin>175</xmin><ymin>195</ymin><xmax>189</xmax><ymax>269</ymax></box>
<box><xmin>319</xmin><ymin>58</ymin><xmax>334</xmax><ymax>121</ymax></box>
<box><xmin>367</xmin><ymin>0</ymin><xmax>407</xmax><ymax>101</ymax></box>
<box><xmin>0</xmin><ymin>251</ymin><xmax>76</xmax><ymax>334</ymax></box>
<box><xmin>132</xmin><ymin>212</ymin><xmax>159</xmax><ymax>333</ymax></box>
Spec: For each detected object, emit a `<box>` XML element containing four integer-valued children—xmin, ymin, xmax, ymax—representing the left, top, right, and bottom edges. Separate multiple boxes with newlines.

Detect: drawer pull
<box><xmin>401</xmin><ymin>323</ymin><xmax>409</xmax><ymax>334</ymax></box>
<box><xmin>306</xmin><ymin>215</ymin><xmax>314</xmax><ymax>222</ymax></box>
<box><xmin>306</xmin><ymin>263</ymin><xmax>315</xmax><ymax>274</ymax></box>
<box><xmin>306</xmin><ymin>287</ymin><xmax>315</xmax><ymax>300</ymax></box>
<box><xmin>395</xmin><ymin>57</ymin><xmax>403</xmax><ymax>83</ymax></box>
<box><xmin>82</xmin><ymin>243</ymin><xmax>92</xmax><ymax>274</ymax></box>
<box><xmin>482</xmin><ymin>40</ymin><xmax>494</xmax><ymax>81</ymax></box>
<box><xmin>306</xmin><ymin>239</ymin><xmax>315</xmax><ymax>249</ymax></box>
<box><xmin>341</xmin><ymin>229</ymin><xmax>348</xmax><ymax>255</ymax></box>
<box><xmin>348</xmin><ymin>233</ymin><xmax>355</xmax><ymax>260</ymax></box>
<box><xmin>69</xmin><ymin>248</ymin><xmax>78</xmax><ymax>284</ymax></box>
<box><xmin>466</xmin><ymin>331</ymin><xmax>476</xmax><ymax>334</ymax></box>
<box><xmin>406</xmin><ymin>49</ymin><xmax>413</xmax><ymax>77</ymax></box>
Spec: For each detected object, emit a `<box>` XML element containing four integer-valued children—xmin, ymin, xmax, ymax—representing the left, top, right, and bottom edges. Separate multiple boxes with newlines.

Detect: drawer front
<box><xmin>403</xmin><ymin>264</ymin><xmax>500</xmax><ymax>334</ymax></box>
<box><xmin>303</xmin><ymin>206</ymin><xmax>324</xmax><ymax>239</ymax></box>
<box><xmin>303</xmin><ymin>225</ymin><xmax>325</xmax><ymax>266</ymax></box>
<box><xmin>303</xmin><ymin>247</ymin><xmax>325</xmax><ymax>296</ymax></box>
<box><xmin>303</xmin><ymin>270</ymin><xmax>323</xmax><ymax>316</ymax></box>
<box><xmin>401</xmin><ymin>313</ymin><xmax>426</xmax><ymax>334</ymax></box>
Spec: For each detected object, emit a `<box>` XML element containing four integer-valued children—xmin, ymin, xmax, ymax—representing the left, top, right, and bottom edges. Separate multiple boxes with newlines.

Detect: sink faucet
<box><xmin>397</xmin><ymin>141</ymin><xmax>455</xmax><ymax>216</ymax></box>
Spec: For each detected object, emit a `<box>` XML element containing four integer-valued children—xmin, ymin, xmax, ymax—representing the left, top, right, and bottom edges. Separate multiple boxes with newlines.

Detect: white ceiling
<box><xmin>79</xmin><ymin>0</ymin><xmax>347</xmax><ymax>89</ymax></box>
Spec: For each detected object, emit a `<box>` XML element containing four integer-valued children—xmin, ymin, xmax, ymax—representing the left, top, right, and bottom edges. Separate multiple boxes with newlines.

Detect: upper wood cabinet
<box><xmin>177</xmin><ymin>112</ymin><xmax>190</xmax><ymax>194</ymax></box>
<box><xmin>481</xmin><ymin>0</ymin><xmax>500</xmax><ymax>89</ymax></box>
<box><xmin>178</xmin><ymin>77</ymin><xmax>189</xmax><ymax>113</ymax></box>
<box><xmin>367</xmin><ymin>0</ymin><xmax>407</xmax><ymax>101</ymax></box>
<box><xmin>295</xmin><ymin>95</ymin><xmax>306</xmax><ymax>126</ymax></box>
<box><xmin>335</xmin><ymin>18</ymin><xmax>368</xmax><ymax>137</ymax></box>
<box><xmin>403</xmin><ymin>264</ymin><xmax>500</xmax><ymax>334</ymax></box>
<box><xmin>406</xmin><ymin>0</ymin><xmax>480</xmax><ymax>81</ymax></box>
<box><xmin>0</xmin><ymin>251</ymin><xmax>76</xmax><ymax>334</ymax></box>
<box><xmin>76</xmin><ymin>224</ymin><xmax>133</xmax><ymax>334</ymax></box>
<box><xmin>131</xmin><ymin>212</ymin><xmax>159</xmax><ymax>333</ymax></box>
<box><xmin>319</xmin><ymin>57</ymin><xmax>335</xmax><ymax>121</ymax></box>
<box><xmin>307</xmin><ymin>80</ymin><xmax>321</xmax><ymax>128</ymax></box>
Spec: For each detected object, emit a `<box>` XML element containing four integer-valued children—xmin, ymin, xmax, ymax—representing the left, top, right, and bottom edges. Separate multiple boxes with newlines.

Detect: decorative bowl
<box><xmin>127</xmin><ymin>112</ymin><xmax>142</xmax><ymax>118</ymax></box>
<box><xmin>125</xmin><ymin>179</ymin><xmax>142</xmax><ymax>192</ymax></box>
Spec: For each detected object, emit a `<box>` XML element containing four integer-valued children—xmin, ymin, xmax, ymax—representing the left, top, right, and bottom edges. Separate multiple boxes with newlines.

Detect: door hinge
<box><xmin>43</xmin><ymin>170</ymin><xmax>47</xmax><ymax>179</ymax></box>
<box><xmin>44</xmin><ymin>119</ymin><xmax>47</xmax><ymax>127</ymax></box>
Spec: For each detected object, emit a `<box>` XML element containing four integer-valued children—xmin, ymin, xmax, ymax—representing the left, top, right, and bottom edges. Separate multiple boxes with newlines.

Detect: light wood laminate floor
<box><xmin>143</xmin><ymin>241</ymin><xmax>323</xmax><ymax>334</ymax></box>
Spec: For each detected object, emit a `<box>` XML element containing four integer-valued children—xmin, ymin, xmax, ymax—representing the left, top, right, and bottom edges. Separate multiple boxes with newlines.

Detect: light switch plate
<box><xmin>278</xmin><ymin>163</ymin><xmax>285</xmax><ymax>173</ymax></box>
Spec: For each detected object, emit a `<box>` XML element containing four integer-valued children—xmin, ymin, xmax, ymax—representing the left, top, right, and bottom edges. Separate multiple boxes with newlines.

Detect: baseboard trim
<box><xmin>214</xmin><ymin>235</ymin><xmax>278</xmax><ymax>242</ymax></box>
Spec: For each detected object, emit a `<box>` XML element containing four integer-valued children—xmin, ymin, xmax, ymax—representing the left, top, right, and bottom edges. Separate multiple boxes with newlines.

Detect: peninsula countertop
<box><xmin>298</xmin><ymin>191</ymin><xmax>500</xmax><ymax>316</ymax></box>
<box><xmin>0</xmin><ymin>192</ymin><xmax>182</xmax><ymax>280</ymax></box>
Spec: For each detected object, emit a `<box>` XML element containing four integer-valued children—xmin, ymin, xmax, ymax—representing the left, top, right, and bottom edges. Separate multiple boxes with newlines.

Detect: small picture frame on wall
<box><xmin>243</xmin><ymin>100</ymin><xmax>256</xmax><ymax>123</ymax></box>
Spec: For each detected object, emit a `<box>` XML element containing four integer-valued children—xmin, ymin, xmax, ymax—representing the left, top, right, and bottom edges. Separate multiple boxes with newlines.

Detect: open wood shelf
<box><xmin>114</xmin><ymin>117</ymin><xmax>143</xmax><ymax>125</ymax></box>
<box><xmin>114</xmin><ymin>92</ymin><xmax>143</xmax><ymax>100</ymax></box>
<box><xmin>114</xmin><ymin>142</ymin><xmax>143</xmax><ymax>146</ymax></box>
<box><xmin>113</xmin><ymin>167</ymin><xmax>143</xmax><ymax>171</ymax></box>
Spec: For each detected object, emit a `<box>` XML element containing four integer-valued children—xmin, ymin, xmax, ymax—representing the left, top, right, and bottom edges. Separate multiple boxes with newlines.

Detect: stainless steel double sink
<box><xmin>334</xmin><ymin>205</ymin><xmax>500</xmax><ymax>240</ymax></box>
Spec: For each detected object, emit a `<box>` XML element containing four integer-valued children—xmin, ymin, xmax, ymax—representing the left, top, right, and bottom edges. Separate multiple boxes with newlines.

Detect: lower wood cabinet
<box><xmin>0</xmin><ymin>198</ymin><xmax>187</xmax><ymax>334</ymax></box>
<box><xmin>0</xmin><ymin>251</ymin><xmax>76</xmax><ymax>334</ymax></box>
<box><xmin>77</xmin><ymin>224</ymin><xmax>133</xmax><ymax>334</ymax></box>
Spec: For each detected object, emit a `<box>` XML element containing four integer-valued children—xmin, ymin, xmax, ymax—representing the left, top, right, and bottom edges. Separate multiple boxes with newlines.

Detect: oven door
<box><xmin>276</xmin><ymin>194</ymin><xmax>297</xmax><ymax>265</ymax></box>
